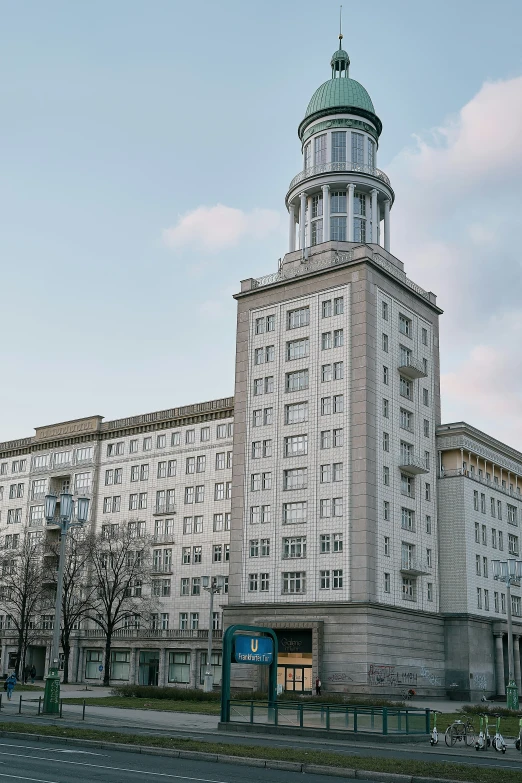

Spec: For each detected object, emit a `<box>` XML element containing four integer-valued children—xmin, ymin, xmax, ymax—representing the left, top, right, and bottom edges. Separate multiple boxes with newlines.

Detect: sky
<box><xmin>1</xmin><ymin>0</ymin><xmax>522</xmax><ymax>447</ymax></box>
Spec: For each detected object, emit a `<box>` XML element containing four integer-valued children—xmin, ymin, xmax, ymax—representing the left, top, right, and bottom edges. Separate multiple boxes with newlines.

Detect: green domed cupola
<box><xmin>299</xmin><ymin>43</ymin><xmax>382</xmax><ymax>141</ymax></box>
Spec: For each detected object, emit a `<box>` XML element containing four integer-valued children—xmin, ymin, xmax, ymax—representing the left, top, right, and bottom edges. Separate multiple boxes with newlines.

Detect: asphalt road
<box><xmin>0</xmin><ymin>736</ymin><xmax>354</xmax><ymax>783</ymax></box>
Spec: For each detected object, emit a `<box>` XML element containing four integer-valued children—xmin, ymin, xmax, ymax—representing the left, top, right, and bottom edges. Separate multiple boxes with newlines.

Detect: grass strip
<box><xmin>61</xmin><ymin>698</ymin><xmax>522</xmax><ymax>735</ymax></box>
<box><xmin>0</xmin><ymin>719</ymin><xmax>518</xmax><ymax>783</ymax></box>
<box><xmin>62</xmin><ymin>697</ymin><xmax>219</xmax><ymax>714</ymax></box>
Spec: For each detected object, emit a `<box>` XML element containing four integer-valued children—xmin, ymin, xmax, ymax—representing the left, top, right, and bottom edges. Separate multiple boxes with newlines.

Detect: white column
<box><xmin>371</xmin><ymin>189</ymin><xmax>378</xmax><ymax>244</ymax></box>
<box><xmin>288</xmin><ymin>203</ymin><xmax>296</xmax><ymax>252</ymax></box>
<box><xmin>158</xmin><ymin>647</ymin><xmax>166</xmax><ymax>687</ymax></box>
<box><xmin>384</xmin><ymin>199</ymin><xmax>390</xmax><ymax>252</ymax></box>
<box><xmin>307</xmin><ymin>194</ymin><xmax>313</xmax><ymax>247</ymax></box>
<box><xmin>299</xmin><ymin>192</ymin><xmax>306</xmax><ymax>250</ymax></box>
<box><xmin>322</xmin><ymin>185</ymin><xmax>330</xmax><ymax>243</ymax></box>
<box><xmin>495</xmin><ymin>633</ymin><xmax>506</xmax><ymax>695</ymax></box>
<box><xmin>347</xmin><ymin>184</ymin><xmax>355</xmax><ymax>242</ymax></box>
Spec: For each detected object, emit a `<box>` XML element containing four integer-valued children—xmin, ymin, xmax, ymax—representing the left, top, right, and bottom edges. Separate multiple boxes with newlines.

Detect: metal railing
<box><xmin>398</xmin><ymin>356</ymin><xmax>427</xmax><ymax>379</ymax></box>
<box><xmin>154</xmin><ymin>503</ymin><xmax>176</xmax><ymax>515</ymax></box>
<box><xmin>227</xmin><ymin>700</ymin><xmax>430</xmax><ymax>735</ymax></box>
<box><xmin>288</xmin><ymin>161</ymin><xmax>391</xmax><ymax>190</ymax></box>
<box><xmin>440</xmin><ymin>468</ymin><xmax>522</xmax><ymax>504</ymax></box>
<box><xmin>400</xmin><ymin>558</ymin><xmax>431</xmax><ymax>575</ymax></box>
<box><xmin>152</xmin><ymin>533</ymin><xmax>176</xmax><ymax>544</ymax></box>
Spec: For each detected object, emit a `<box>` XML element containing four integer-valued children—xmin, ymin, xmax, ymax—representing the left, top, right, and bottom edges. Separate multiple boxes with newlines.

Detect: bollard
<box><xmin>18</xmin><ymin>695</ymin><xmax>22</xmax><ymax>715</ymax></box>
<box><xmin>0</xmin><ymin>693</ymin><xmax>2</xmax><ymax>711</ymax></box>
<box><xmin>38</xmin><ymin>697</ymin><xmax>41</xmax><ymax>716</ymax></box>
<box><xmin>82</xmin><ymin>700</ymin><xmax>86</xmax><ymax>721</ymax></box>
<box><xmin>59</xmin><ymin>699</ymin><xmax>63</xmax><ymax>718</ymax></box>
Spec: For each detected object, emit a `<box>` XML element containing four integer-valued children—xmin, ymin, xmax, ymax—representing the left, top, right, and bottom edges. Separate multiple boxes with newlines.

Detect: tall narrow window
<box><xmin>332</xmin><ymin>131</ymin><xmax>346</xmax><ymax>162</ymax></box>
<box><xmin>314</xmin><ymin>134</ymin><xmax>327</xmax><ymax>165</ymax></box>
<box><xmin>368</xmin><ymin>138</ymin><xmax>375</xmax><ymax>168</ymax></box>
<box><xmin>351</xmin><ymin>132</ymin><xmax>364</xmax><ymax>164</ymax></box>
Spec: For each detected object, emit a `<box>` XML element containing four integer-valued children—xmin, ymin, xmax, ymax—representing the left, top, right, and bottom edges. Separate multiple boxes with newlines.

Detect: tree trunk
<box><xmin>62</xmin><ymin>640</ymin><xmax>71</xmax><ymax>685</ymax></box>
<box><xmin>103</xmin><ymin>629</ymin><xmax>112</xmax><ymax>687</ymax></box>
<box><xmin>14</xmin><ymin>633</ymin><xmax>23</xmax><ymax>679</ymax></box>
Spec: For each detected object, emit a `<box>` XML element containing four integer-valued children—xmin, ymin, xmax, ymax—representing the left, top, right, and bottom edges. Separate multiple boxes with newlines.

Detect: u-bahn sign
<box><xmin>235</xmin><ymin>635</ymin><xmax>274</xmax><ymax>664</ymax></box>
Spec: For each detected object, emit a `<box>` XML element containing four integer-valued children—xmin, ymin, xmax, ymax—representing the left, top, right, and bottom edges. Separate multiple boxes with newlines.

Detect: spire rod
<box><xmin>339</xmin><ymin>5</ymin><xmax>343</xmax><ymax>48</ymax></box>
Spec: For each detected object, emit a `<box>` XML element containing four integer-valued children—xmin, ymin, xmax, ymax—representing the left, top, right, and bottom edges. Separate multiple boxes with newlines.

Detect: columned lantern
<box><xmin>286</xmin><ymin>36</ymin><xmax>393</xmax><ymax>254</ymax></box>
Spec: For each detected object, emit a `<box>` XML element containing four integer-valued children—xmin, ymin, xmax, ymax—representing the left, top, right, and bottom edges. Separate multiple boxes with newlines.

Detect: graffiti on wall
<box><xmin>420</xmin><ymin>667</ymin><xmax>443</xmax><ymax>687</ymax></box>
<box><xmin>367</xmin><ymin>665</ymin><xmax>417</xmax><ymax>687</ymax></box>
<box><xmin>327</xmin><ymin>672</ymin><xmax>354</xmax><ymax>683</ymax></box>
<box><xmin>472</xmin><ymin>674</ymin><xmax>487</xmax><ymax>691</ymax></box>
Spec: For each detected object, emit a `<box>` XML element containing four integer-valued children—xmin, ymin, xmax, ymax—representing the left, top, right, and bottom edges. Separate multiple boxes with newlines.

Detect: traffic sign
<box><xmin>234</xmin><ymin>635</ymin><xmax>273</xmax><ymax>664</ymax></box>
<box><xmin>98</xmin><ymin>665</ymin><xmax>103</xmax><ymax>672</ymax></box>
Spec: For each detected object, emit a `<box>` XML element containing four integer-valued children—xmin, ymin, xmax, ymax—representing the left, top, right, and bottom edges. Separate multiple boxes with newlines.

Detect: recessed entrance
<box><xmin>275</xmin><ymin>629</ymin><xmax>313</xmax><ymax>694</ymax></box>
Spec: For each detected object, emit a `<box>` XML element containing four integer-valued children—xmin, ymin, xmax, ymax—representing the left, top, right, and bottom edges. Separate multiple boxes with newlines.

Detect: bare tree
<box><xmin>0</xmin><ymin>532</ymin><xmax>45</xmax><ymax>678</ymax></box>
<box><xmin>46</xmin><ymin>528</ymin><xmax>96</xmax><ymax>684</ymax></box>
<box><xmin>86</xmin><ymin>525</ymin><xmax>154</xmax><ymax>686</ymax></box>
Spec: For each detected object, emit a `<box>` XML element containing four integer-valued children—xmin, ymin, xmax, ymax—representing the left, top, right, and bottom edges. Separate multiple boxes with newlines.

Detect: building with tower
<box><xmin>0</xmin><ymin>36</ymin><xmax>521</xmax><ymax>700</ymax></box>
<box><xmin>225</xmin><ymin>41</ymin><xmax>446</xmax><ymax>695</ymax></box>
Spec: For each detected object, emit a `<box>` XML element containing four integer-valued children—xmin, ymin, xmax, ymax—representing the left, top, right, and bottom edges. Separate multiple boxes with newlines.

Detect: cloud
<box><xmin>163</xmin><ymin>204</ymin><xmax>282</xmax><ymax>252</ymax></box>
<box><xmin>388</xmin><ymin>75</ymin><xmax>522</xmax><ymax>447</ymax></box>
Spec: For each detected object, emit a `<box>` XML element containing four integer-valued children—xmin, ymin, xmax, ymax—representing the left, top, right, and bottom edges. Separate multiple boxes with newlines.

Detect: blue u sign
<box><xmin>235</xmin><ymin>635</ymin><xmax>273</xmax><ymax>665</ymax></box>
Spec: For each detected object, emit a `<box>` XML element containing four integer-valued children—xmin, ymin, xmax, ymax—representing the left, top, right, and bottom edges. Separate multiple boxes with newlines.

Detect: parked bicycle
<box><xmin>444</xmin><ymin>716</ymin><xmax>475</xmax><ymax>747</ymax></box>
<box><xmin>430</xmin><ymin>710</ymin><xmax>442</xmax><ymax>745</ymax></box>
<box><xmin>491</xmin><ymin>714</ymin><xmax>506</xmax><ymax>753</ymax></box>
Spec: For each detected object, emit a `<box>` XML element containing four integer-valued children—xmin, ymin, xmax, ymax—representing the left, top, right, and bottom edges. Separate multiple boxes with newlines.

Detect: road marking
<box><xmin>0</xmin><ymin>774</ymin><xmax>61</xmax><ymax>783</ymax></box>
<box><xmin>0</xmin><ymin>752</ymin><xmax>230</xmax><ymax>782</ymax></box>
<box><xmin>0</xmin><ymin>744</ymin><xmax>106</xmax><ymax>757</ymax></box>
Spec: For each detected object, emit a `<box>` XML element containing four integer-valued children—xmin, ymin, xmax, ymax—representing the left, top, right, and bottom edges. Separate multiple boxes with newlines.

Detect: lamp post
<box><xmin>42</xmin><ymin>491</ymin><xmax>90</xmax><ymax>714</ymax></box>
<box><xmin>201</xmin><ymin>575</ymin><xmax>225</xmax><ymax>693</ymax></box>
<box><xmin>492</xmin><ymin>558</ymin><xmax>522</xmax><ymax>710</ymax></box>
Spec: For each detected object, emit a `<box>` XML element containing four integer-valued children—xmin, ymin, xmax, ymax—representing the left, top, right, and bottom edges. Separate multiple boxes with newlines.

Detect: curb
<box><xmin>0</xmin><ymin>729</ymin><xmax>480</xmax><ymax>783</ymax></box>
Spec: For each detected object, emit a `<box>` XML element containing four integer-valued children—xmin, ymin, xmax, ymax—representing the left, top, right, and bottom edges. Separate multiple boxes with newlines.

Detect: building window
<box><xmin>384</xmin><ymin>536</ymin><xmax>390</xmax><ymax>556</ymax></box>
<box><xmin>382</xmin><ymin>333</ymin><xmax>389</xmax><ymax>352</ymax></box>
<box><xmin>482</xmin><ymin>525</ymin><xmax>487</xmax><ymax>545</ymax></box>
<box><xmin>283</xmin><ymin>502</ymin><xmax>307</xmax><ymax>524</ymax></box>
<box><xmin>402</xmin><ymin>578</ymin><xmax>416</xmax><ymax>601</ymax></box>
<box><xmin>383</xmin><ymin>466</ymin><xmax>390</xmax><ymax>486</ymax></box>
<box><xmin>287</xmin><ymin>338</ymin><xmax>309</xmax><ymax>361</ymax></box>
<box><xmin>399</xmin><ymin>314</ymin><xmax>412</xmax><ymax>337</ymax></box>
<box><xmin>401</xmin><ymin>508</ymin><xmax>415</xmax><ymax>532</ymax></box>
<box><xmin>383</xmin><ymin>366</ymin><xmax>389</xmax><ymax>385</ymax></box>
<box><xmin>384</xmin><ymin>573</ymin><xmax>391</xmax><ymax>593</ymax></box>
<box><xmin>383</xmin><ymin>432</ymin><xmax>390</xmax><ymax>452</ymax></box>
<box><xmin>351</xmin><ymin>132</ymin><xmax>364</xmax><ymax>164</ymax></box>
<box><xmin>284</xmin><ymin>468</ymin><xmax>308</xmax><ymax>490</ymax></box>
<box><xmin>427</xmin><ymin>583</ymin><xmax>433</xmax><ymax>602</ymax></box>
<box><xmin>287</xmin><ymin>307</ymin><xmax>310</xmax><ymax>330</ymax></box>
<box><xmin>426</xmin><ymin>515</ymin><xmax>432</xmax><ymax>534</ymax></box>
<box><xmin>383</xmin><ymin>501</ymin><xmax>390</xmax><ymax>521</ymax></box>
<box><xmin>330</xmin><ymin>216</ymin><xmax>346</xmax><ymax>241</ymax></box>
<box><xmin>314</xmin><ymin>133</ymin><xmax>327</xmax><ymax>164</ymax></box>
<box><xmin>508</xmin><ymin>534</ymin><xmax>519</xmax><ymax>556</ymax></box>
<box><xmin>383</xmin><ymin>398</ymin><xmax>389</xmax><ymax>418</ymax></box>
<box><xmin>508</xmin><ymin>505</ymin><xmax>518</xmax><ymax>525</ymax></box>
<box><xmin>332</xmin><ymin>131</ymin><xmax>346</xmax><ymax>162</ymax></box>
<box><xmin>286</xmin><ymin>369</ymin><xmax>309</xmax><ymax>392</ymax></box>
<box><xmin>285</xmin><ymin>402</ymin><xmax>308</xmax><ymax>424</ymax></box>
<box><xmin>282</xmin><ymin>571</ymin><xmax>306</xmax><ymax>594</ymax></box>
<box><xmin>284</xmin><ymin>435</ymin><xmax>308</xmax><ymax>457</ymax></box>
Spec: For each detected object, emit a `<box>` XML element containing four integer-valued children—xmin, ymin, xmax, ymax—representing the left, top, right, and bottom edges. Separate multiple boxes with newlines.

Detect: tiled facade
<box><xmin>0</xmin><ymin>400</ymin><xmax>233</xmax><ymax>687</ymax></box>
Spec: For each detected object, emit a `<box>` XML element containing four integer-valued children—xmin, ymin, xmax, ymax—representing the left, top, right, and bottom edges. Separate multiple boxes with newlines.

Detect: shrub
<box><xmin>459</xmin><ymin>703</ymin><xmax>522</xmax><ymax>718</ymax></box>
<box><xmin>110</xmin><ymin>685</ymin><xmax>221</xmax><ymax>701</ymax></box>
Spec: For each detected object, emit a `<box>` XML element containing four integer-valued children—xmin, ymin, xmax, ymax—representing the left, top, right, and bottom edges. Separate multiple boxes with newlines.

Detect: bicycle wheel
<box><xmin>445</xmin><ymin>726</ymin><xmax>458</xmax><ymax>746</ymax></box>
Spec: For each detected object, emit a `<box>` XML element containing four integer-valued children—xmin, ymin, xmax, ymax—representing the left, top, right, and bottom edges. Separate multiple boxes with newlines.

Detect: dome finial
<box><xmin>331</xmin><ymin>8</ymin><xmax>350</xmax><ymax>78</ymax></box>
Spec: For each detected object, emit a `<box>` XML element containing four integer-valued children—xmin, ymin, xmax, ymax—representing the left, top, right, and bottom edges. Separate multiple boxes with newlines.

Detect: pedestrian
<box><xmin>23</xmin><ymin>665</ymin><xmax>29</xmax><ymax>685</ymax></box>
<box><xmin>5</xmin><ymin>673</ymin><xmax>16</xmax><ymax>701</ymax></box>
<box><xmin>315</xmin><ymin>677</ymin><xmax>322</xmax><ymax>696</ymax></box>
<box><xmin>30</xmin><ymin>666</ymin><xmax>36</xmax><ymax>684</ymax></box>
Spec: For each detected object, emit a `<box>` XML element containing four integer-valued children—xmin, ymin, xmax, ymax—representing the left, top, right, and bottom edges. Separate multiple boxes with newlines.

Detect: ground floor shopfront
<box><xmin>0</xmin><ymin>630</ymin><xmax>224</xmax><ymax>688</ymax></box>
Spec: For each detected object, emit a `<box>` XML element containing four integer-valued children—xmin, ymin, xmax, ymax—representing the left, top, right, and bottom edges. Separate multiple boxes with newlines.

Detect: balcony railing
<box><xmin>398</xmin><ymin>357</ymin><xmax>427</xmax><ymax>380</ymax></box>
<box><xmin>152</xmin><ymin>533</ymin><xmax>176</xmax><ymax>544</ymax></box>
<box><xmin>154</xmin><ymin>503</ymin><xmax>176</xmax><ymax>516</ymax></box>
<box><xmin>398</xmin><ymin>454</ymin><xmax>429</xmax><ymax>476</ymax></box>
<box><xmin>440</xmin><ymin>468</ymin><xmax>522</xmax><ymax>504</ymax></box>
<box><xmin>400</xmin><ymin>559</ymin><xmax>431</xmax><ymax>576</ymax></box>
<box><xmin>42</xmin><ymin>570</ymin><xmax>58</xmax><ymax>585</ymax></box>
<box><xmin>81</xmin><ymin>628</ymin><xmax>223</xmax><ymax>640</ymax></box>
<box><xmin>288</xmin><ymin>161</ymin><xmax>391</xmax><ymax>191</ymax></box>
<box><xmin>151</xmin><ymin>563</ymin><xmax>174</xmax><ymax>574</ymax></box>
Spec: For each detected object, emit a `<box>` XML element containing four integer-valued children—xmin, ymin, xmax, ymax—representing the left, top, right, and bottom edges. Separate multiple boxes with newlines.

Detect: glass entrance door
<box><xmin>278</xmin><ymin>665</ymin><xmax>312</xmax><ymax>693</ymax></box>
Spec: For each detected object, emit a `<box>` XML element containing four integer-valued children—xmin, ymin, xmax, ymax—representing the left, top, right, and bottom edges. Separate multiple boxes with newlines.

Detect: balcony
<box><xmin>151</xmin><ymin>563</ymin><xmax>174</xmax><ymax>575</ymax></box>
<box><xmin>81</xmin><ymin>628</ymin><xmax>223</xmax><ymax>640</ymax></box>
<box><xmin>398</xmin><ymin>357</ymin><xmax>427</xmax><ymax>380</ymax></box>
<box><xmin>398</xmin><ymin>454</ymin><xmax>429</xmax><ymax>476</ymax></box>
<box><xmin>42</xmin><ymin>570</ymin><xmax>58</xmax><ymax>586</ymax></box>
<box><xmin>400</xmin><ymin>559</ymin><xmax>431</xmax><ymax>576</ymax></box>
<box><xmin>154</xmin><ymin>503</ymin><xmax>176</xmax><ymax>516</ymax></box>
<box><xmin>152</xmin><ymin>533</ymin><xmax>176</xmax><ymax>545</ymax></box>
<box><xmin>288</xmin><ymin>161</ymin><xmax>391</xmax><ymax>191</ymax></box>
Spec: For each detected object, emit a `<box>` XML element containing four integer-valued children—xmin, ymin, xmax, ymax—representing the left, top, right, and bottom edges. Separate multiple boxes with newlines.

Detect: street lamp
<box><xmin>492</xmin><ymin>558</ymin><xmax>522</xmax><ymax>710</ymax></box>
<box><xmin>42</xmin><ymin>491</ymin><xmax>90</xmax><ymax>714</ymax></box>
<box><xmin>201</xmin><ymin>575</ymin><xmax>225</xmax><ymax>693</ymax></box>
